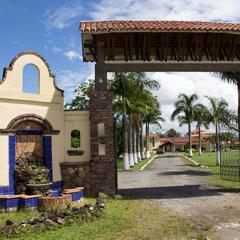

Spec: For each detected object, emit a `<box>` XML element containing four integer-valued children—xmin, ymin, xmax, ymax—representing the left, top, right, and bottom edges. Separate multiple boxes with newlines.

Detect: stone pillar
<box><xmin>89</xmin><ymin>91</ymin><xmax>117</xmax><ymax>196</ymax></box>
<box><xmin>88</xmin><ymin>39</ymin><xmax>117</xmax><ymax>196</ymax></box>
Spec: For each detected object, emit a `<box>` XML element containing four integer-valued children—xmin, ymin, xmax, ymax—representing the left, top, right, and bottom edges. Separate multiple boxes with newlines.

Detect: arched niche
<box><xmin>22</xmin><ymin>64</ymin><xmax>40</xmax><ymax>94</ymax></box>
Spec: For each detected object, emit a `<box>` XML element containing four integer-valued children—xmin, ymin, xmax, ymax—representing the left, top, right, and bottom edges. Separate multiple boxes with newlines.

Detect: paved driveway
<box><xmin>118</xmin><ymin>156</ymin><xmax>240</xmax><ymax>239</ymax></box>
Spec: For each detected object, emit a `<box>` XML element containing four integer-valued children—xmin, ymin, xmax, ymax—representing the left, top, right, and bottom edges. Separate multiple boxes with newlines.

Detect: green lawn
<box><xmin>117</xmin><ymin>153</ymin><xmax>156</xmax><ymax>171</ymax></box>
<box><xmin>181</xmin><ymin>152</ymin><xmax>240</xmax><ymax>189</ymax></box>
<box><xmin>0</xmin><ymin>198</ymin><xmax>215</xmax><ymax>240</ymax></box>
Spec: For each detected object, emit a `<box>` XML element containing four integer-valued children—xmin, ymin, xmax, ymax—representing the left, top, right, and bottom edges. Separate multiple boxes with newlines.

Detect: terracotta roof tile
<box><xmin>80</xmin><ymin>20</ymin><xmax>240</xmax><ymax>33</ymax></box>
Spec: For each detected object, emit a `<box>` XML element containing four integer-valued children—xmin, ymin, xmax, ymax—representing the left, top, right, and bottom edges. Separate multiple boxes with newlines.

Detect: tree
<box><xmin>216</xmin><ymin>72</ymin><xmax>240</xmax><ymax>141</ymax></box>
<box><xmin>109</xmin><ymin>72</ymin><xmax>160</xmax><ymax>168</ymax></box>
<box><xmin>206</xmin><ymin>96</ymin><xmax>229</xmax><ymax>165</ymax></box>
<box><xmin>65</xmin><ymin>72</ymin><xmax>162</xmax><ymax>170</ymax></box>
<box><xmin>64</xmin><ymin>79</ymin><xmax>94</xmax><ymax>110</ymax></box>
<box><xmin>165</xmin><ymin>128</ymin><xmax>181</xmax><ymax>138</ymax></box>
<box><xmin>144</xmin><ymin>95</ymin><xmax>164</xmax><ymax>158</ymax></box>
<box><xmin>194</xmin><ymin>104</ymin><xmax>210</xmax><ymax>155</ymax></box>
<box><xmin>171</xmin><ymin>93</ymin><xmax>198</xmax><ymax>157</ymax></box>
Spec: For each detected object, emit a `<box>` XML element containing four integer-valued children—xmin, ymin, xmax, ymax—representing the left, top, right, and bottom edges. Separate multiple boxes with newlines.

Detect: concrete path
<box><xmin>118</xmin><ymin>156</ymin><xmax>240</xmax><ymax>239</ymax></box>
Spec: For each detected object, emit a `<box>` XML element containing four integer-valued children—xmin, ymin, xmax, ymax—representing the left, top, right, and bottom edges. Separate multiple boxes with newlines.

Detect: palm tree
<box><xmin>144</xmin><ymin>95</ymin><xmax>164</xmax><ymax>158</ymax></box>
<box><xmin>110</xmin><ymin>72</ymin><xmax>160</xmax><ymax>169</ymax></box>
<box><xmin>194</xmin><ymin>104</ymin><xmax>210</xmax><ymax>155</ymax></box>
<box><xmin>171</xmin><ymin>93</ymin><xmax>198</xmax><ymax>157</ymax></box>
<box><xmin>110</xmin><ymin>73</ymin><xmax>133</xmax><ymax>170</ymax></box>
<box><xmin>217</xmin><ymin>72</ymin><xmax>240</xmax><ymax>141</ymax></box>
<box><xmin>206</xmin><ymin>96</ymin><xmax>229</xmax><ymax>165</ymax></box>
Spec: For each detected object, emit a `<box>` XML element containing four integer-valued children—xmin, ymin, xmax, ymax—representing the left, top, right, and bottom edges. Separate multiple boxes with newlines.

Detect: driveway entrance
<box><xmin>118</xmin><ymin>155</ymin><xmax>240</xmax><ymax>239</ymax></box>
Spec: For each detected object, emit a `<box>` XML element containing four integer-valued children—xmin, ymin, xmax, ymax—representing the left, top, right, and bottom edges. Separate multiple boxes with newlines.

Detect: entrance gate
<box><xmin>221</xmin><ymin>145</ymin><xmax>240</xmax><ymax>181</ymax></box>
<box><xmin>80</xmin><ymin>20</ymin><xmax>240</xmax><ymax>196</ymax></box>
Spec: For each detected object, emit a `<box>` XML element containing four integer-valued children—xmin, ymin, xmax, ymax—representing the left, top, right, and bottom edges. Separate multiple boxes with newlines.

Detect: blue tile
<box><xmin>71</xmin><ymin>191</ymin><xmax>84</xmax><ymax>202</ymax></box>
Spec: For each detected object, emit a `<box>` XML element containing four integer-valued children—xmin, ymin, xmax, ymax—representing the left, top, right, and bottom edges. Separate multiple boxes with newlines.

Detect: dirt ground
<box><xmin>118</xmin><ymin>156</ymin><xmax>240</xmax><ymax>239</ymax></box>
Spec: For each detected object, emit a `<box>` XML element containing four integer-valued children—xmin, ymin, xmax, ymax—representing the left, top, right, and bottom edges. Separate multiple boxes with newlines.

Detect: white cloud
<box><xmin>52</xmin><ymin>47</ymin><xmax>62</xmax><ymax>54</ymax></box>
<box><xmin>151</xmin><ymin>72</ymin><xmax>237</xmax><ymax>133</ymax></box>
<box><xmin>57</xmin><ymin>64</ymin><xmax>94</xmax><ymax>103</ymax></box>
<box><xmin>44</xmin><ymin>1</ymin><xmax>83</xmax><ymax>30</ymax></box>
<box><xmin>89</xmin><ymin>0</ymin><xmax>240</xmax><ymax>22</ymax></box>
<box><xmin>64</xmin><ymin>50</ymin><xmax>83</xmax><ymax>61</ymax></box>
<box><xmin>45</xmin><ymin>0</ymin><xmax>240</xmax><ymax>134</ymax></box>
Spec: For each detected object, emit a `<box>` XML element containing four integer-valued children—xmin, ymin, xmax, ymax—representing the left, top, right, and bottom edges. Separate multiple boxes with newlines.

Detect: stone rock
<box><xmin>44</xmin><ymin>219</ymin><xmax>57</xmax><ymax>226</ymax></box>
<box><xmin>114</xmin><ymin>194</ymin><xmax>123</xmax><ymax>200</ymax></box>
<box><xmin>14</xmin><ymin>152</ymin><xmax>51</xmax><ymax>195</ymax></box>
<box><xmin>5</xmin><ymin>220</ymin><xmax>14</xmax><ymax>226</ymax></box>
<box><xmin>56</xmin><ymin>218</ymin><xmax>64</xmax><ymax>225</ymax></box>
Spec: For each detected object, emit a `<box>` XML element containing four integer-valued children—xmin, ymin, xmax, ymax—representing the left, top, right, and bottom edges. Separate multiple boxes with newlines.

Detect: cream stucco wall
<box><xmin>0</xmin><ymin>52</ymin><xmax>65</xmax><ymax>186</ymax></box>
<box><xmin>0</xmin><ymin>52</ymin><xmax>91</xmax><ymax>191</ymax></box>
<box><xmin>64</xmin><ymin>110</ymin><xmax>90</xmax><ymax>162</ymax></box>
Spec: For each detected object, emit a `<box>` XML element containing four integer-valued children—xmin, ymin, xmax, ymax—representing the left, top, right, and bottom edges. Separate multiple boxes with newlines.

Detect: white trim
<box><xmin>139</xmin><ymin>155</ymin><xmax>157</xmax><ymax>171</ymax></box>
<box><xmin>129</xmin><ymin>153</ymin><xmax>134</xmax><ymax>166</ymax></box>
<box><xmin>123</xmin><ymin>153</ymin><xmax>130</xmax><ymax>170</ymax></box>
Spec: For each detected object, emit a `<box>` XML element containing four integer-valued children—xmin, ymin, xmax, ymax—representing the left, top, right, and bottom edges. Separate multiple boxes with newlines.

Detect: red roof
<box><xmin>80</xmin><ymin>20</ymin><xmax>240</xmax><ymax>33</ymax></box>
<box><xmin>148</xmin><ymin>133</ymin><xmax>159</xmax><ymax>138</ymax></box>
<box><xmin>159</xmin><ymin>137</ymin><xmax>209</xmax><ymax>145</ymax></box>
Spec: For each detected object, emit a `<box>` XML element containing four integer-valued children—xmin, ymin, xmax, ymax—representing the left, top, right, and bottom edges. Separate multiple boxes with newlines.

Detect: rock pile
<box><xmin>14</xmin><ymin>153</ymin><xmax>51</xmax><ymax>194</ymax></box>
<box><xmin>0</xmin><ymin>193</ymin><xmax>106</xmax><ymax>238</ymax></box>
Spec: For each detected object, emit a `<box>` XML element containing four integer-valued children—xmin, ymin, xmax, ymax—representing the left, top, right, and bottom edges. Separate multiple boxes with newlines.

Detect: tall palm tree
<box><xmin>206</xmin><ymin>96</ymin><xmax>229</xmax><ymax>165</ymax></box>
<box><xmin>110</xmin><ymin>73</ymin><xmax>132</xmax><ymax>170</ymax></box>
<box><xmin>171</xmin><ymin>93</ymin><xmax>198</xmax><ymax>157</ymax></box>
<box><xmin>128</xmin><ymin>111</ymin><xmax>135</xmax><ymax>166</ymax></box>
<box><xmin>217</xmin><ymin>72</ymin><xmax>240</xmax><ymax>141</ymax></box>
<box><xmin>194</xmin><ymin>104</ymin><xmax>210</xmax><ymax>155</ymax></box>
<box><xmin>144</xmin><ymin>95</ymin><xmax>164</xmax><ymax>158</ymax></box>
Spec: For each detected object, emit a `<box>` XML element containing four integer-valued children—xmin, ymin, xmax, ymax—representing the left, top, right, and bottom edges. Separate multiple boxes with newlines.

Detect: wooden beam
<box><xmin>111</xmin><ymin>34</ymin><xmax>115</xmax><ymax>60</ymax></box>
<box><xmin>89</xmin><ymin>47</ymin><xmax>97</xmax><ymax>62</ymax></box>
<box><xmin>164</xmin><ymin>34</ymin><xmax>168</xmax><ymax>62</ymax></box>
<box><xmin>198</xmin><ymin>34</ymin><xmax>204</xmax><ymax>61</ymax></box>
<box><xmin>143</xmin><ymin>34</ymin><xmax>146</xmax><ymax>61</ymax></box>
<box><xmin>124</xmin><ymin>34</ymin><xmax>129</xmax><ymax>61</ymax></box>
<box><xmin>129</xmin><ymin>34</ymin><xmax>133</xmax><ymax>61</ymax></box>
<box><xmin>229</xmin><ymin>36</ymin><xmax>236</xmax><ymax>61</ymax></box>
<box><xmin>107</xmin><ymin>35</ymin><xmax>110</xmax><ymax>61</ymax></box>
<box><xmin>95</xmin><ymin>40</ymin><xmax>107</xmax><ymax>91</ymax></box>
<box><xmin>105</xmin><ymin>62</ymin><xmax>240</xmax><ymax>72</ymax></box>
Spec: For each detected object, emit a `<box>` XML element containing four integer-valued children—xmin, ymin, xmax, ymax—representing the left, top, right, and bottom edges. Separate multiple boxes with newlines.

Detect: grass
<box><xmin>117</xmin><ymin>153</ymin><xmax>156</xmax><ymax>171</ymax></box>
<box><xmin>181</xmin><ymin>151</ymin><xmax>240</xmax><ymax>189</ymax></box>
<box><xmin>0</xmin><ymin>198</ymin><xmax>215</xmax><ymax>240</ymax></box>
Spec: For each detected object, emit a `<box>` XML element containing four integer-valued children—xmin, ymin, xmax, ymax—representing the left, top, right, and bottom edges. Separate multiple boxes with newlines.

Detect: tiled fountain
<box><xmin>0</xmin><ymin>153</ymin><xmax>84</xmax><ymax>212</ymax></box>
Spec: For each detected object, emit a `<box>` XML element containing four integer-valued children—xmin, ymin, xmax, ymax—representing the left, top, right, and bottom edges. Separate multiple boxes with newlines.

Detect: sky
<box><xmin>0</xmin><ymin>0</ymin><xmax>240</xmax><ymax>134</ymax></box>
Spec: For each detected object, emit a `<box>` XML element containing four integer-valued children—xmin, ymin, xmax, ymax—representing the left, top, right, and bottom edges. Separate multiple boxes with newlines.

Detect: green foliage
<box><xmin>164</xmin><ymin>128</ymin><xmax>181</xmax><ymax>137</ymax></box>
<box><xmin>65</xmin><ymin>79</ymin><xmax>95</xmax><ymax>110</ymax></box>
<box><xmin>206</xmin><ymin>132</ymin><xmax>237</xmax><ymax>144</ymax></box>
<box><xmin>171</xmin><ymin>93</ymin><xmax>198</xmax><ymax>123</ymax></box>
<box><xmin>65</xmin><ymin>72</ymin><xmax>163</xmax><ymax>158</ymax></box>
<box><xmin>0</xmin><ymin>198</ymin><xmax>212</xmax><ymax>240</ymax></box>
<box><xmin>71</xmin><ymin>130</ymin><xmax>80</xmax><ymax>148</ymax></box>
<box><xmin>185</xmin><ymin>148</ymin><xmax>197</xmax><ymax>154</ymax></box>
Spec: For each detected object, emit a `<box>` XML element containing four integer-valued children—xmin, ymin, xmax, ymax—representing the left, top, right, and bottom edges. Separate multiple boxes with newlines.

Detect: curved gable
<box><xmin>0</xmin><ymin>51</ymin><xmax>63</xmax><ymax>97</ymax></box>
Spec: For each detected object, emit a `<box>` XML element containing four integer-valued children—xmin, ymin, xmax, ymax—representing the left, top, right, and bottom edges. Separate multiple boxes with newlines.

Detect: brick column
<box><xmin>89</xmin><ymin>91</ymin><xmax>117</xmax><ymax>196</ymax></box>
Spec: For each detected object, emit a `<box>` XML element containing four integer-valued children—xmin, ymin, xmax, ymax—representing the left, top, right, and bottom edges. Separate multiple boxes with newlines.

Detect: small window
<box><xmin>23</xmin><ymin>64</ymin><xmax>39</xmax><ymax>93</ymax></box>
<box><xmin>71</xmin><ymin>130</ymin><xmax>80</xmax><ymax>148</ymax></box>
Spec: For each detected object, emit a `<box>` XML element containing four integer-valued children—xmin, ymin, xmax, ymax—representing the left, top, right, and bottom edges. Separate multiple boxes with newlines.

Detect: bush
<box><xmin>185</xmin><ymin>148</ymin><xmax>197</xmax><ymax>153</ymax></box>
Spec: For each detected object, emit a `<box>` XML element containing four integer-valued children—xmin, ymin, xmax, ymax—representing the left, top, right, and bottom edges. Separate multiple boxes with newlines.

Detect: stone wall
<box><xmin>16</xmin><ymin>135</ymin><xmax>43</xmax><ymax>158</ymax></box>
<box><xmin>15</xmin><ymin>121</ymin><xmax>44</xmax><ymax>158</ymax></box>
<box><xmin>60</xmin><ymin>162</ymin><xmax>90</xmax><ymax>196</ymax></box>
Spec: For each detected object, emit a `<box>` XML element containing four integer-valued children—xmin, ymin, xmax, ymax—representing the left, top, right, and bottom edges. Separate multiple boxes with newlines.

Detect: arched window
<box><xmin>23</xmin><ymin>64</ymin><xmax>39</xmax><ymax>93</ymax></box>
<box><xmin>71</xmin><ymin>130</ymin><xmax>80</xmax><ymax>148</ymax></box>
